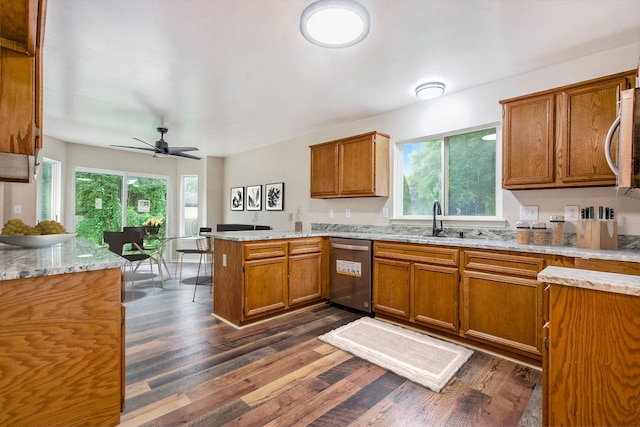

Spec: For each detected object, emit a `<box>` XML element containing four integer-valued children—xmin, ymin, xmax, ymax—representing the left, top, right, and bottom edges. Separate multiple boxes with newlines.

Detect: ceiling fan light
<box><xmin>415</xmin><ymin>82</ymin><xmax>446</xmax><ymax>100</ymax></box>
<box><xmin>300</xmin><ymin>0</ymin><xmax>370</xmax><ymax>48</ymax></box>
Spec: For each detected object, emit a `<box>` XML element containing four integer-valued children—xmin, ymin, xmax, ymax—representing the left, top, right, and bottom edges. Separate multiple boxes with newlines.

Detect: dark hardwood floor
<box><xmin>118</xmin><ymin>262</ymin><xmax>542</xmax><ymax>427</ymax></box>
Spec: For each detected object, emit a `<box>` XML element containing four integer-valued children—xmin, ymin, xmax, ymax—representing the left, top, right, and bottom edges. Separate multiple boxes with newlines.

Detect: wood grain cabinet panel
<box><xmin>310</xmin><ymin>131</ymin><xmax>390</xmax><ymax>198</ymax></box>
<box><xmin>560</xmin><ymin>75</ymin><xmax>631</xmax><ymax>184</ymax></box>
<box><xmin>413</xmin><ymin>262</ymin><xmax>458</xmax><ymax>331</ymax></box>
<box><xmin>373</xmin><ymin>241</ymin><xmax>459</xmax><ymax>333</ymax></box>
<box><xmin>0</xmin><ymin>268</ymin><xmax>123</xmax><ymax>427</ymax></box>
<box><xmin>289</xmin><ymin>237</ymin><xmax>323</xmax><ymax>306</ymax></box>
<box><xmin>244</xmin><ymin>256</ymin><xmax>288</xmax><ymax>318</ymax></box>
<box><xmin>289</xmin><ymin>252</ymin><xmax>322</xmax><ymax>306</ymax></box>
<box><xmin>215</xmin><ymin>238</ymin><xmax>327</xmax><ymax>326</ymax></box>
<box><xmin>373</xmin><ymin>257</ymin><xmax>411</xmax><ymax>319</ymax></box>
<box><xmin>461</xmin><ymin>250</ymin><xmax>545</xmax><ymax>358</ymax></box>
<box><xmin>500</xmin><ymin>70</ymin><xmax>635</xmax><ymax>190</ymax></box>
<box><xmin>502</xmin><ymin>93</ymin><xmax>555</xmax><ymax>187</ymax></box>
<box><xmin>0</xmin><ymin>0</ymin><xmax>46</xmax><ymax>181</ymax></box>
<box><xmin>545</xmin><ymin>285</ymin><xmax>640</xmax><ymax>426</ymax></box>
<box><xmin>462</xmin><ymin>270</ymin><xmax>542</xmax><ymax>357</ymax></box>
<box><xmin>309</xmin><ymin>141</ymin><xmax>339</xmax><ymax>197</ymax></box>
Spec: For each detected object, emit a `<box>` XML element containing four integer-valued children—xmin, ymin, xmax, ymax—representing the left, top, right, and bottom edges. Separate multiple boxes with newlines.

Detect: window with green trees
<box><xmin>74</xmin><ymin>169</ymin><xmax>168</xmax><ymax>246</ymax></box>
<box><xmin>401</xmin><ymin>127</ymin><xmax>497</xmax><ymax>217</ymax></box>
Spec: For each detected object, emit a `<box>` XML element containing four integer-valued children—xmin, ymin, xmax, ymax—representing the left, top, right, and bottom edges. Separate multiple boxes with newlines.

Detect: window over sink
<box><xmin>396</xmin><ymin>125</ymin><xmax>500</xmax><ymax>221</ymax></box>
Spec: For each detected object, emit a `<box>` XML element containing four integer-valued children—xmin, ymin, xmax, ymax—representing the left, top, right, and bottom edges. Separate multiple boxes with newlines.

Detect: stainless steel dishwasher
<box><xmin>329</xmin><ymin>237</ymin><xmax>373</xmax><ymax>313</ymax></box>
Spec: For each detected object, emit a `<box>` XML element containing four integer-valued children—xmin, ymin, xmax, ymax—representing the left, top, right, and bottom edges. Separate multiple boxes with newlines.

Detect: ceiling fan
<box><xmin>112</xmin><ymin>127</ymin><xmax>201</xmax><ymax>160</ymax></box>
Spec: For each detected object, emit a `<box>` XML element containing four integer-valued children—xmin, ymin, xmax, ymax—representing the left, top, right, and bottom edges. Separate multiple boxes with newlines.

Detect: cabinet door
<box><xmin>462</xmin><ymin>270</ymin><xmax>543</xmax><ymax>357</ymax></box>
<box><xmin>289</xmin><ymin>252</ymin><xmax>322</xmax><ymax>306</ymax></box>
<box><xmin>340</xmin><ymin>134</ymin><xmax>376</xmax><ymax>195</ymax></box>
<box><xmin>310</xmin><ymin>142</ymin><xmax>339</xmax><ymax>197</ymax></box>
<box><xmin>413</xmin><ymin>263</ymin><xmax>459</xmax><ymax>332</ymax></box>
<box><xmin>559</xmin><ymin>75</ymin><xmax>631</xmax><ymax>185</ymax></box>
<box><xmin>373</xmin><ymin>258</ymin><xmax>411</xmax><ymax>320</ymax></box>
<box><xmin>0</xmin><ymin>49</ymin><xmax>35</xmax><ymax>155</ymax></box>
<box><xmin>243</xmin><ymin>257</ymin><xmax>288</xmax><ymax>318</ymax></box>
<box><xmin>547</xmin><ymin>285</ymin><xmax>640</xmax><ymax>426</ymax></box>
<box><xmin>502</xmin><ymin>93</ymin><xmax>555</xmax><ymax>188</ymax></box>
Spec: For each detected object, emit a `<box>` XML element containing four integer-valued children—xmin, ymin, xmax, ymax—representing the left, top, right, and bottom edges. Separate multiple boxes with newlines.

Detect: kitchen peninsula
<box><xmin>211</xmin><ymin>226</ymin><xmax>639</xmax><ymax>366</ymax></box>
<box><xmin>0</xmin><ymin>238</ymin><xmax>125</xmax><ymax>427</ymax></box>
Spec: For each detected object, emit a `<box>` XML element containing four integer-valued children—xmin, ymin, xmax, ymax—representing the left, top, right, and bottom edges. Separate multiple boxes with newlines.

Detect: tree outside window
<box><xmin>401</xmin><ymin>127</ymin><xmax>496</xmax><ymax>217</ymax></box>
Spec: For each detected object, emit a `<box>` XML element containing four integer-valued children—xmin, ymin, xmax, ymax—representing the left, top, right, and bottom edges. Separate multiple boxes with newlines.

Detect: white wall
<box><xmin>223</xmin><ymin>42</ymin><xmax>640</xmax><ymax>235</ymax></box>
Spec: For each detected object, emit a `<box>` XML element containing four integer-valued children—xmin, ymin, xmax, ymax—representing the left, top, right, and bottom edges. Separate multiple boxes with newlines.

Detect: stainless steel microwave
<box><xmin>605</xmin><ymin>87</ymin><xmax>640</xmax><ymax>199</ymax></box>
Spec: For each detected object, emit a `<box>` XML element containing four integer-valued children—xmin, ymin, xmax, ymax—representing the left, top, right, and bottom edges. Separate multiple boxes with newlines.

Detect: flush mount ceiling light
<box><xmin>415</xmin><ymin>82</ymin><xmax>446</xmax><ymax>100</ymax></box>
<box><xmin>300</xmin><ymin>0</ymin><xmax>370</xmax><ymax>48</ymax></box>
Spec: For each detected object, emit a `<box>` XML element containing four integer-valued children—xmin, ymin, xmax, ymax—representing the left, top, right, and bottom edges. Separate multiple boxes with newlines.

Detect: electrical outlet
<box><xmin>345</xmin><ymin>209</ymin><xmax>351</xmax><ymax>218</ymax></box>
<box><xmin>565</xmin><ymin>205</ymin><xmax>580</xmax><ymax>221</ymax></box>
<box><xmin>519</xmin><ymin>205</ymin><xmax>538</xmax><ymax>221</ymax></box>
<box><xmin>329</xmin><ymin>209</ymin><xmax>334</xmax><ymax>218</ymax></box>
<box><xmin>382</xmin><ymin>208</ymin><xmax>389</xmax><ymax>218</ymax></box>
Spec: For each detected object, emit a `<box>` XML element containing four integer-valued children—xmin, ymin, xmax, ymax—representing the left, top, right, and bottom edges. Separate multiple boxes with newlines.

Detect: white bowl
<box><xmin>0</xmin><ymin>233</ymin><xmax>76</xmax><ymax>248</ymax></box>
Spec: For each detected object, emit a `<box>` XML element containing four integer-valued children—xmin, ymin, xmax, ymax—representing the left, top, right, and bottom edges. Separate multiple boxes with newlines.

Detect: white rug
<box><xmin>319</xmin><ymin>317</ymin><xmax>473</xmax><ymax>393</ymax></box>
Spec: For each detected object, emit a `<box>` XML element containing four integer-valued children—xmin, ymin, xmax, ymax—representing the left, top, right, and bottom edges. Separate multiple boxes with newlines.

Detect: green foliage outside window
<box><xmin>402</xmin><ymin>128</ymin><xmax>496</xmax><ymax>217</ymax></box>
<box><xmin>75</xmin><ymin>171</ymin><xmax>167</xmax><ymax>246</ymax></box>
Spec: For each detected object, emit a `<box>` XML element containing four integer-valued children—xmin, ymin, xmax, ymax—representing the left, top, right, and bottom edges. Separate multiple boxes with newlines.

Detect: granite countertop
<box><xmin>539</xmin><ymin>266</ymin><xmax>640</xmax><ymax>297</ymax></box>
<box><xmin>0</xmin><ymin>237</ymin><xmax>124</xmax><ymax>281</ymax></box>
<box><xmin>207</xmin><ymin>230</ymin><xmax>640</xmax><ymax>264</ymax></box>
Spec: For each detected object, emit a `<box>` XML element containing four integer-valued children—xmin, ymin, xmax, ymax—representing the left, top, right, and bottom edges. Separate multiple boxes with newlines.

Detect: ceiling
<box><xmin>43</xmin><ymin>0</ymin><xmax>640</xmax><ymax>158</ymax></box>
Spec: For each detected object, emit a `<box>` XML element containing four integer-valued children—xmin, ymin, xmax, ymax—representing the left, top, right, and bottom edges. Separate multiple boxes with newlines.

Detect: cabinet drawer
<box><xmin>289</xmin><ymin>237</ymin><xmax>323</xmax><ymax>255</ymax></box>
<box><xmin>374</xmin><ymin>241</ymin><xmax>458</xmax><ymax>267</ymax></box>
<box><xmin>243</xmin><ymin>241</ymin><xmax>287</xmax><ymax>260</ymax></box>
<box><xmin>463</xmin><ymin>250</ymin><xmax>544</xmax><ymax>278</ymax></box>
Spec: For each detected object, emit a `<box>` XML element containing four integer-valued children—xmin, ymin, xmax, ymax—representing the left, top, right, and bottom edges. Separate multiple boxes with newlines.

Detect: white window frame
<box><xmin>36</xmin><ymin>157</ymin><xmax>62</xmax><ymax>222</ymax></box>
<box><xmin>179</xmin><ymin>174</ymin><xmax>199</xmax><ymax>236</ymax></box>
<box><xmin>392</xmin><ymin>123</ymin><xmax>505</xmax><ymax>229</ymax></box>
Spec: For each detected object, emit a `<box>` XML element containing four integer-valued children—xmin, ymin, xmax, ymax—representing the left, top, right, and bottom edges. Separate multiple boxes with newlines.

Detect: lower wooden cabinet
<box><xmin>0</xmin><ymin>268</ymin><xmax>124</xmax><ymax>426</ymax></box>
<box><xmin>214</xmin><ymin>237</ymin><xmax>325</xmax><ymax>326</ymax></box>
<box><xmin>544</xmin><ymin>284</ymin><xmax>640</xmax><ymax>426</ymax></box>
<box><xmin>373</xmin><ymin>241</ymin><xmax>459</xmax><ymax>333</ymax></box>
<box><xmin>372</xmin><ymin>242</ymin><xmax>547</xmax><ymax>363</ymax></box>
<box><xmin>461</xmin><ymin>250</ymin><xmax>545</xmax><ymax>359</ymax></box>
<box><xmin>289</xmin><ymin>251</ymin><xmax>322</xmax><ymax>306</ymax></box>
<box><xmin>244</xmin><ymin>255</ymin><xmax>288</xmax><ymax>317</ymax></box>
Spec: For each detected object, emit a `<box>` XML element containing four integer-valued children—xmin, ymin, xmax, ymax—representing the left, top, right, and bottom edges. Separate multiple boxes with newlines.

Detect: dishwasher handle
<box><xmin>330</xmin><ymin>242</ymin><xmax>370</xmax><ymax>251</ymax></box>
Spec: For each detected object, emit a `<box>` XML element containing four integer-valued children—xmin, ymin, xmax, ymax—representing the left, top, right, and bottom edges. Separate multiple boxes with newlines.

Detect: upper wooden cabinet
<box><xmin>501</xmin><ymin>70</ymin><xmax>636</xmax><ymax>190</ymax></box>
<box><xmin>310</xmin><ymin>131</ymin><xmax>390</xmax><ymax>198</ymax></box>
<box><xmin>0</xmin><ymin>0</ymin><xmax>43</xmax><ymax>54</ymax></box>
<box><xmin>0</xmin><ymin>0</ymin><xmax>46</xmax><ymax>182</ymax></box>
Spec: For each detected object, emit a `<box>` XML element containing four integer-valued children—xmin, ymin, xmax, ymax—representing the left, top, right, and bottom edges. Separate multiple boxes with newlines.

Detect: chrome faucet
<box><xmin>432</xmin><ymin>201</ymin><xmax>443</xmax><ymax>236</ymax></box>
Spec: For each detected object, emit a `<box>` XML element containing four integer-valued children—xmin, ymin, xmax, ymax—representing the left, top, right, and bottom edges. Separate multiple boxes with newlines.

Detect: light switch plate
<box><xmin>564</xmin><ymin>205</ymin><xmax>580</xmax><ymax>221</ymax></box>
<box><xmin>520</xmin><ymin>205</ymin><xmax>538</xmax><ymax>221</ymax></box>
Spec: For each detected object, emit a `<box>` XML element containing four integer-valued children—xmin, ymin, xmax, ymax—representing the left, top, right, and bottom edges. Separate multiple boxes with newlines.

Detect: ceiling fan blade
<box><xmin>111</xmin><ymin>144</ymin><xmax>156</xmax><ymax>152</ymax></box>
<box><xmin>166</xmin><ymin>146</ymin><xmax>199</xmax><ymax>153</ymax></box>
<box><xmin>171</xmin><ymin>151</ymin><xmax>201</xmax><ymax>160</ymax></box>
<box><xmin>132</xmin><ymin>137</ymin><xmax>158</xmax><ymax>150</ymax></box>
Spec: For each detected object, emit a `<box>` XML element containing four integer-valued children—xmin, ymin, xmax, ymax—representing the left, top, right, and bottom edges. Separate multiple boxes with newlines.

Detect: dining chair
<box><xmin>175</xmin><ymin>227</ymin><xmax>212</xmax><ymax>283</ymax></box>
<box><xmin>103</xmin><ymin>230</ymin><xmax>165</xmax><ymax>291</ymax></box>
<box><xmin>124</xmin><ymin>226</ymin><xmax>172</xmax><ymax>278</ymax></box>
<box><xmin>192</xmin><ymin>236</ymin><xmax>214</xmax><ymax>302</ymax></box>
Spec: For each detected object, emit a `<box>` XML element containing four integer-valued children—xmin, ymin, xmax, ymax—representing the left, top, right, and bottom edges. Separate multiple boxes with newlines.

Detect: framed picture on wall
<box><xmin>230</xmin><ymin>187</ymin><xmax>244</xmax><ymax>211</ymax></box>
<box><xmin>246</xmin><ymin>185</ymin><xmax>262</xmax><ymax>211</ymax></box>
<box><xmin>265</xmin><ymin>182</ymin><xmax>284</xmax><ymax>211</ymax></box>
